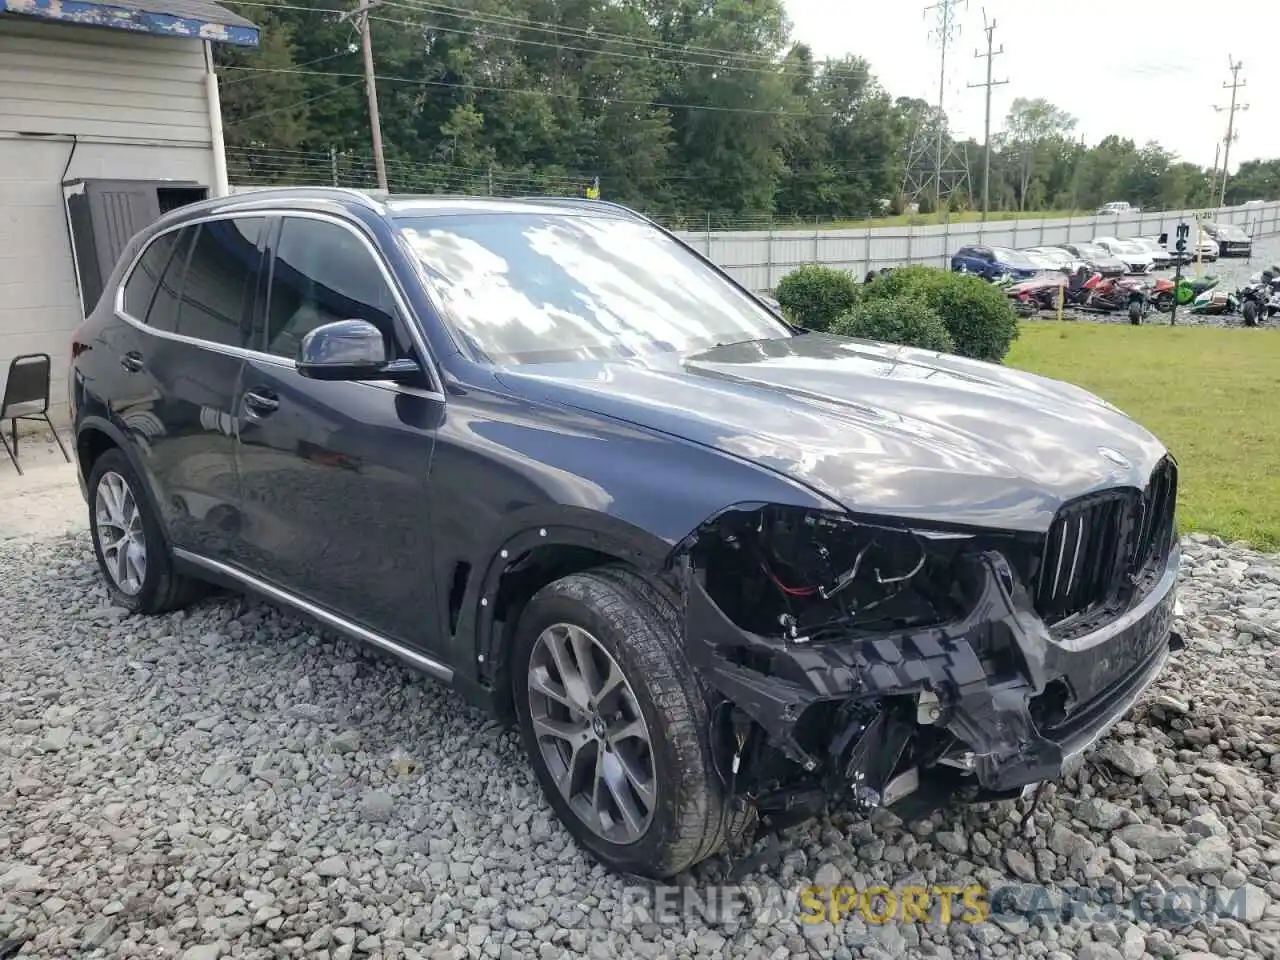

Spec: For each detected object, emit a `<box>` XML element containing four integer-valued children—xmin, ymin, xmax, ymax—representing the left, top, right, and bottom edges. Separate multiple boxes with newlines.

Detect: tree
<box><xmin>212</xmin><ymin>1</ymin><xmax>1274</xmax><ymax>221</ymax></box>
<box><xmin>1000</xmin><ymin>98</ymin><xmax>1076</xmax><ymax>210</ymax></box>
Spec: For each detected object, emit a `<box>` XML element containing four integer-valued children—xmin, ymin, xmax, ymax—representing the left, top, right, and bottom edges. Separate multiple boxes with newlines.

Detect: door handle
<box><xmin>242</xmin><ymin>389</ymin><xmax>280</xmax><ymax>416</ymax></box>
<box><xmin>120</xmin><ymin>352</ymin><xmax>145</xmax><ymax>373</ymax></box>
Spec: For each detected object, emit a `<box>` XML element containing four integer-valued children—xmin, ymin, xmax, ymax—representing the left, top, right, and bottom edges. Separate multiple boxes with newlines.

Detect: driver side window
<box><xmin>261</xmin><ymin>217</ymin><xmax>407</xmax><ymax>360</ymax></box>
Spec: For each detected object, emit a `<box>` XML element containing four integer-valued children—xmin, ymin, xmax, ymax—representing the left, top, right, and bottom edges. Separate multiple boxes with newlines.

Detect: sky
<box><xmin>784</xmin><ymin>0</ymin><xmax>1276</xmax><ymax>171</ymax></box>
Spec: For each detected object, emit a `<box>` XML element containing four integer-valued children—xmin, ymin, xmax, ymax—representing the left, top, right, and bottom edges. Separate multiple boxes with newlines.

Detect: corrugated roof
<box><xmin>104</xmin><ymin>0</ymin><xmax>256</xmax><ymax>29</ymax></box>
<box><xmin>0</xmin><ymin>0</ymin><xmax>259</xmax><ymax>45</ymax></box>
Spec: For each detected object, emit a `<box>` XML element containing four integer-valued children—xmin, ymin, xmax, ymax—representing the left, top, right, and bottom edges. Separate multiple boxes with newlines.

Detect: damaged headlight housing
<box><xmin>686</xmin><ymin>504</ymin><xmax>996</xmax><ymax>642</ymax></box>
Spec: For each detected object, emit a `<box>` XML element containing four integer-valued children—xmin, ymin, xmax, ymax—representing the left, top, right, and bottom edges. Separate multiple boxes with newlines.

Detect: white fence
<box><xmin>672</xmin><ymin>202</ymin><xmax>1280</xmax><ymax>292</ymax></box>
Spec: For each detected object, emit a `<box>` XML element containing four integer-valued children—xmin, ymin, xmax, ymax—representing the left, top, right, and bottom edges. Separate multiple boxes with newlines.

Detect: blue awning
<box><xmin>0</xmin><ymin>0</ymin><xmax>259</xmax><ymax>47</ymax></box>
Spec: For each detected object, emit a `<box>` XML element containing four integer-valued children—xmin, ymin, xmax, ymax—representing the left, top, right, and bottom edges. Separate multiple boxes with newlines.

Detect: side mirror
<box><xmin>296</xmin><ymin>319</ymin><xmax>421</xmax><ymax>382</ymax></box>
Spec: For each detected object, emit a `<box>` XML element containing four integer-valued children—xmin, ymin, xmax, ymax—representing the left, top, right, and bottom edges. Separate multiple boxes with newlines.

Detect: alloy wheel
<box><xmin>94</xmin><ymin>471</ymin><xmax>147</xmax><ymax>595</ymax></box>
<box><xmin>527</xmin><ymin>622</ymin><xmax>657</xmax><ymax>845</ymax></box>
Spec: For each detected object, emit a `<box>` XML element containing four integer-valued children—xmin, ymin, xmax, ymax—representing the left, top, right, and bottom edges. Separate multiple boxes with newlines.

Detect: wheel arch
<box><xmin>467</xmin><ymin>511</ymin><xmax>678</xmax><ymax>720</ymax></box>
<box><xmin>75</xmin><ymin>415</ymin><xmax>176</xmax><ymax>554</ymax></box>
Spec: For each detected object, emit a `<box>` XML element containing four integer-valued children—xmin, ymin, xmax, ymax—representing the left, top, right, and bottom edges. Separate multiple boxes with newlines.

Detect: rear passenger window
<box><xmin>262</xmin><ymin>217</ymin><xmax>402</xmax><ymax>360</ymax></box>
<box><xmin>174</xmin><ymin>218</ymin><xmax>265</xmax><ymax>348</ymax></box>
<box><xmin>122</xmin><ymin>229</ymin><xmax>186</xmax><ymax>325</ymax></box>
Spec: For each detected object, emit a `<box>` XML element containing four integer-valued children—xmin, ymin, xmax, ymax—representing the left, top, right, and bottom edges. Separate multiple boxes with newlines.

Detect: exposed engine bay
<box><xmin>672</xmin><ymin>502</ymin><xmax>1182</xmax><ymax>827</ymax></box>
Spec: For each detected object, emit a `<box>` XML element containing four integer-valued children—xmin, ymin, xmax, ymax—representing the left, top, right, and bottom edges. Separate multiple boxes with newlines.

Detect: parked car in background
<box><xmin>1097</xmin><ymin>201</ymin><xmax>1139</xmax><ymax>216</ymax></box>
<box><xmin>1191</xmin><ymin>230</ymin><xmax>1220</xmax><ymax>262</ymax></box>
<box><xmin>1055</xmin><ymin>241</ymin><xmax>1128</xmax><ymax>278</ymax></box>
<box><xmin>67</xmin><ymin>187</ymin><xmax>1184</xmax><ymax>879</ymax></box>
<box><xmin>1093</xmin><ymin>238</ymin><xmax>1156</xmax><ymax>275</ymax></box>
<box><xmin>1128</xmin><ymin>237</ymin><xmax>1175</xmax><ymax>269</ymax></box>
<box><xmin>1022</xmin><ymin>246</ymin><xmax>1087</xmax><ymax>275</ymax></box>
<box><xmin>1201</xmin><ymin>222</ymin><xmax>1253</xmax><ymax>257</ymax></box>
<box><xmin>950</xmin><ymin>244</ymin><xmax>1039</xmax><ymax>281</ymax></box>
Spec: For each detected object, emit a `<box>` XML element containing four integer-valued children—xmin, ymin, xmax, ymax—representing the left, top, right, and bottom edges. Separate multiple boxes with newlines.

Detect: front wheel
<box><xmin>1243</xmin><ymin>300</ymin><xmax>1259</xmax><ymax>326</ymax></box>
<box><xmin>1152</xmin><ymin>292</ymin><xmax>1173</xmax><ymax>313</ymax></box>
<box><xmin>88</xmin><ymin>449</ymin><xmax>205</xmax><ymax>614</ymax></box>
<box><xmin>1128</xmin><ymin>300</ymin><xmax>1143</xmax><ymax>325</ymax></box>
<box><xmin>512</xmin><ymin>566</ymin><xmax>742</xmax><ymax>878</ymax></box>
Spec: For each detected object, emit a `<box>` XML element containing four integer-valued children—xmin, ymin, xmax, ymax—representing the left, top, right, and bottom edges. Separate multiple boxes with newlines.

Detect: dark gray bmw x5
<box><xmin>69</xmin><ymin>188</ymin><xmax>1182</xmax><ymax>878</ymax></box>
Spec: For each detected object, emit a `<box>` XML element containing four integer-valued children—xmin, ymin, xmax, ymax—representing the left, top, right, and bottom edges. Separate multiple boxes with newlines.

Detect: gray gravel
<box><xmin>3</xmin><ymin>531</ymin><xmax>1280</xmax><ymax>958</ymax></box>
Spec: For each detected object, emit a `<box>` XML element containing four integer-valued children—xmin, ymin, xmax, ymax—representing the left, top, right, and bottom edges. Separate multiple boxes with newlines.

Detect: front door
<box><xmin>232</xmin><ymin>214</ymin><xmax>444</xmax><ymax>652</ymax></box>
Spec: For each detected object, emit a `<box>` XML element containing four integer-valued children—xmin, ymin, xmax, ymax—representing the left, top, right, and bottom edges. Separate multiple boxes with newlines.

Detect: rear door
<box><xmin>232</xmin><ymin>213</ymin><xmax>444</xmax><ymax>652</ymax></box>
<box><xmin>113</xmin><ymin>215</ymin><xmax>267</xmax><ymax>558</ymax></box>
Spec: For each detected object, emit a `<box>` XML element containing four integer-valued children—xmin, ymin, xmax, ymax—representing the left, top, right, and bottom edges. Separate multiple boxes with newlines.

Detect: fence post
<box><xmin>1039</xmin><ymin>216</ymin><xmax>1046</xmax><ymax>246</ymax></box>
<box><xmin>1012</xmin><ymin>218</ymin><xmax>1019</xmax><ymax>248</ymax></box>
<box><xmin>864</xmin><ymin>229</ymin><xmax>871</xmax><ymax>278</ymax></box>
<box><xmin>1066</xmin><ymin>212</ymin><xmax>1073</xmax><ymax>243</ymax></box>
<box><xmin>705</xmin><ymin>212</ymin><xmax>712</xmax><ymax>256</ymax></box>
<box><xmin>812</xmin><ymin>226</ymin><xmax>820</xmax><ymax>265</ymax></box>
<box><xmin>906</xmin><ymin>222</ymin><xmax>913</xmax><ymax>265</ymax></box>
<box><xmin>943</xmin><ymin>216</ymin><xmax>951</xmax><ymax>268</ymax></box>
<box><xmin>766</xmin><ymin>224</ymin><xmax>774</xmax><ymax>291</ymax></box>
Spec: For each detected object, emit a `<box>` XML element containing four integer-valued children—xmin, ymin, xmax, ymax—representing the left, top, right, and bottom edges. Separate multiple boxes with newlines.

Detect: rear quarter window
<box><xmin>121</xmin><ymin>229</ymin><xmax>186</xmax><ymax>323</ymax></box>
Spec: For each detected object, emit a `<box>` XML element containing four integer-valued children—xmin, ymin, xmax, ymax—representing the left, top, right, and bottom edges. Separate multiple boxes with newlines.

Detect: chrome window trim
<box><xmin>173</xmin><ymin>548</ymin><xmax>453</xmax><ymax>682</ymax></box>
<box><xmin>113</xmin><ymin>208</ymin><xmax>447</xmax><ymax>402</ymax></box>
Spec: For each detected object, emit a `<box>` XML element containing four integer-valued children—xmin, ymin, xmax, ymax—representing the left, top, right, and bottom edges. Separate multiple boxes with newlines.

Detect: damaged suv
<box><xmin>70</xmin><ymin>189</ymin><xmax>1182</xmax><ymax>879</ymax></box>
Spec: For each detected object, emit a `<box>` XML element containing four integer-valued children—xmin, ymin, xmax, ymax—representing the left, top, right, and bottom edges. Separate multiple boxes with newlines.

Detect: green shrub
<box><xmin>862</xmin><ymin>266</ymin><xmax>1019</xmax><ymax>362</ymax></box>
<box><xmin>831</xmin><ymin>297</ymin><xmax>955</xmax><ymax>353</ymax></box>
<box><xmin>774</xmin><ymin>265</ymin><xmax>858</xmax><ymax>332</ymax></box>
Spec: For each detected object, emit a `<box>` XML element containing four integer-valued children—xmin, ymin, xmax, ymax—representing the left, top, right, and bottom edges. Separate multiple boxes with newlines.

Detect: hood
<box><xmin>494</xmin><ymin>334</ymin><xmax>1170</xmax><ymax>533</ymax></box>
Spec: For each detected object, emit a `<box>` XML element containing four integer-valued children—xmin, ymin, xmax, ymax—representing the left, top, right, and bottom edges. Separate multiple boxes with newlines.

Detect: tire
<box><xmin>1128</xmin><ymin>300</ymin><xmax>1142</xmax><ymax>325</ymax></box>
<box><xmin>1153</xmin><ymin>293</ymin><xmax>1173</xmax><ymax>313</ymax></box>
<box><xmin>87</xmin><ymin>449</ymin><xmax>204</xmax><ymax>614</ymax></box>
<box><xmin>1243</xmin><ymin>300</ymin><xmax>1259</xmax><ymax>326</ymax></box>
<box><xmin>511</xmin><ymin>565</ymin><xmax>740</xmax><ymax>878</ymax></box>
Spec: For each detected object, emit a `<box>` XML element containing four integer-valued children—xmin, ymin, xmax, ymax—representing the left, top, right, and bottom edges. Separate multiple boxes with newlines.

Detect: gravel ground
<box><xmin>3</xmin><ymin>531</ymin><xmax>1280</xmax><ymax>960</ymax></box>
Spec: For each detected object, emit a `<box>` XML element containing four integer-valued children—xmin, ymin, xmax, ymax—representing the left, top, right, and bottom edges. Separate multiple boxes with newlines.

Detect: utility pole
<box><xmin>967</xmin><ymin>9</ymin><xmax>1006</xmax><ymax>220</ymax></box>
<box><xmin>340</xmin><ymin>0</ymin><xmax>388</xmax><ymax>191</ymax></box>
<box><xmin>924</xmin><ymin>0</ymin><xmax>966</xmax><ymax>211</ymax></box>
<box><xmin>1213</xmin><ymin>57</ymin><xmax>1247</xmax><ymax>209</ymax></box>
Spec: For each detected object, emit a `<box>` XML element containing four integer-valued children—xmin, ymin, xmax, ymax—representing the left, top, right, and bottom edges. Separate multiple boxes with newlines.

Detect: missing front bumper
<box><xmin>681</xmin><ymin>542</ymin><xmax>1181</xmax><ymax>811</ymax></box>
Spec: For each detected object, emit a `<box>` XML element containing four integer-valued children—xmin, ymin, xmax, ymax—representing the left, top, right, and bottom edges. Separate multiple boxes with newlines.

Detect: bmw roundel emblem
<box><xmin>1097</xmin><ymin>446</ymin><xmax>1130</xmax><ymax>469</ymax></box>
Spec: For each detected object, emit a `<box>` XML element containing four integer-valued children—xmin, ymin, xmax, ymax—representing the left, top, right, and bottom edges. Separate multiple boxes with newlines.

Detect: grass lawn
<box><xmin>1007</xmin><ymin>321</ymin><xmax>1280</xmax><ymax>551</ymax></box>
<box><xmin>822</xmin><ymin>209</ymin><xmax>1092</xmax><ymax>230</ymax></box>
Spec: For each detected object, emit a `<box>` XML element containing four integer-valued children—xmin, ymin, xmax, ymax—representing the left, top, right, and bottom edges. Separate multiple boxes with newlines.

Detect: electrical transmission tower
<box><xmin>902</xmin><ymin>0</ymin><xmax>971</xmax><ymax>210</ymax></box>
<box><xmin>967</xmin><ymin>9</ymin><xmax>1006</xmax><ymax>219</ymax></box>
<box><xmin>1212</xmin><ymin>58</ymin><xmax>1248</xmax><ymax>208</ymax></box>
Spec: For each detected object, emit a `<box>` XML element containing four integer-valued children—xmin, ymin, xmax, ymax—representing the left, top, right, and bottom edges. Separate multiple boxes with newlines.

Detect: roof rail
<box><xmin>224</xmin><ymin>185</ymin><xmax>384</xmax><ymax>211</ymax></box>
<box><xmin>512</xmin><ymin>195</ymin><xmax>650</xmax><ymax>224</ymax></box>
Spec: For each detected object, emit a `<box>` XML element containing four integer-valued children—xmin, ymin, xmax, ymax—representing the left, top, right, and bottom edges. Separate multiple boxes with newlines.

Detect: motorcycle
<box><xmin>1150</xmin><ymin>275</ymin><xmax>1220</xmax><ymax>313</ymax></box>
<box><xmin>1078</xmin><ymin>273</ymin><xmax>1151</xmax><ymax>324</ymax></box>
<box><xmin>1240</xmin><ymin>266</ymin><xmax>1280</xmax><ymax>324</ymax></box>
<box><xmin>1006</xmin><ymin>275</ymin><xmax>1067</xmax><ymax>316</ymax></box>
<box><xmin>1189</xmin><ymin>288</ymin><xmax>1239</xmax><ymax>316</ymax></box>
<box><xmin>1239</xmin><ymin>281</ymin><xmax>1269</xmax><ymax>326</ymax></box>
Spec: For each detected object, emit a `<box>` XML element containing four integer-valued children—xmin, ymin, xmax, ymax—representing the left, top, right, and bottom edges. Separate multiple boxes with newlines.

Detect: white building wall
<box><xmin>0</xmin><ymin>16</ymin><xmax>218</xmax><ymax>424</ymax></box>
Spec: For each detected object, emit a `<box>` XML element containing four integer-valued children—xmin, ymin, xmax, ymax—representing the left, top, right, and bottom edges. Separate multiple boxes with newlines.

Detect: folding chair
<box><xmin>1</xmin><ymin>354</ymin><xmax>71</xmax><ymax>476</ymax></box>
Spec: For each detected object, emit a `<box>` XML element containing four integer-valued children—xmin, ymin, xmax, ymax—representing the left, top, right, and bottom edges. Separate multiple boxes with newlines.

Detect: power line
<box><xmin>225</xmin><ymin>80</ymin><xmax>363</xmax><ymax>125</ymax></box>
<box><xmin>966</xmin><ymin>9</ymin><xmax>1006</xmax><ymax>220</ymax></box>
<box><xmin>216</xmin><ymin>63</ymin><xmax>834</xmax><ymax>118</ymax></box>
<box><xmin>384</xmin><ymin>0</ymin><xmax>823</xmax><ymax>73</ymax></box>
<box><xmin>1213</xmin><ymin>57</ymin><xmax>1248</xmax><ymax>208</ymax></box>
<box><xmin>226</xmin><ymin>0</ymin><xmax>867</xmax><ymax>83</ymax></box>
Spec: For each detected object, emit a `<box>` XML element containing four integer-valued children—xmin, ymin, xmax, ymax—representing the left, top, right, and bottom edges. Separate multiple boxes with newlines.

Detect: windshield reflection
<box><xmin>397</xmin><ymin>213</ymin><xmax>791</xmax><ymax>366</ymax></box>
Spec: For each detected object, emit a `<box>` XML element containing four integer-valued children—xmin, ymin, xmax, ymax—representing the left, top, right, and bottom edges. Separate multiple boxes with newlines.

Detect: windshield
<box><xmin>991</xmin><ymin>247</ymin><xmax>1034</xmax><ymax>267</ymax></box>
<box><xmin>396</xmin><ymin>212</ymin><xmax>791</xmax><ymax>365</ymax></box>
<box><xmin>1075</xmin><ymin>242</ymin><xmax>1108</xmax><ymax>258</ymax></box>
